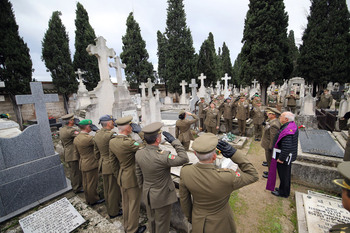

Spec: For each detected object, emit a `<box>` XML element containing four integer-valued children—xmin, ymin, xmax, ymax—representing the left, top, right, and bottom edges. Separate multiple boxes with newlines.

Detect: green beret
<box><xmin>142</xmin><ymin>122</ymin><xmax>163</xmax><ymax>134</ymax></box>
<box><xmin>115</xmin><ymin>115</ymin><xmax>133</xmax><ymax>126</ymax></box>
<box><xmin>61</xmin><ymin>113</ymin><xmax>74</xmax><ymax>120</ymax></box>
<box><xmin>333</xmin><ymin>162</ymin><xmax>350</xmax><ymax>191</ymax></box>
<box><xmin>192</xmin><ymin>133</ymin><xmax>218</xmax><ymax>154</ymax></box>
<box><xmin>79</xmin><ymin>119</ymin><xmax>92</xmax><ymax>125</ymax></box>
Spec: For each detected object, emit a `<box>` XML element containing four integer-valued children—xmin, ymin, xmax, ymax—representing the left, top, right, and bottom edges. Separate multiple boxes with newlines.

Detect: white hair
<box><xmin>284</xmin><ymin>111</ymin><xmax>295</xmax><ymax>122</ymax></box>
<box><xmin>117</xmin><ymin>124</ymin><xmax>129</xmax><ymax>132</ymax></box>
<box><xmin>195</xmin><ymin>150</ymin><xmax>216</xmax><ymax>161</ymax></box>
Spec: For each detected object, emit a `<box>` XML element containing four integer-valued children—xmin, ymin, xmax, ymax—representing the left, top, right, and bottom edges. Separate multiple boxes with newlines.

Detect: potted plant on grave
<box><xmin>48</xmin><ymin>116</ymin><xmax>56</xmax><ymax>124</ymax></box>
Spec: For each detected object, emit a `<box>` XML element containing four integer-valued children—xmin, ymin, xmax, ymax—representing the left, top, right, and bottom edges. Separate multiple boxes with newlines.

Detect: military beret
<box><xmin>200</xmin><ymin>97</ymin><xmax>205</xmax><ymax>99</ymax></box>
<box><xmin>179</xmin><ymin>110</ymin><xmax>186</xmax><ymax>115</ymax></box>
<box><xmin>99</xmin><ymin>114</ymin><xmax>116</xmax><ymax>124</ymax></box>
<box><xmin>61</xmin><ymin>113</ymin><xmax>74</xmax><ymax>120</ymax></box>
<box><xmin>142</xmin><ymin>122</ymin><xmax>163</xmax><ymax>134</ymax></box>
<box><xmin>192</xmin><ymin>133</ymin><xmax>218</xmax><ymax>154</ymax></box>
<box><xmin>266</xmin><ymin>107</ymin><xmax>281</xmax><ymax>115</ymax></box>
<box><xmin>333</xmin><ymin>162</ymin><xmax>350</xmax><ymax>191</ymax></box>
<box><xmin>115</xmin><ymin>115</ymin><xmax>133</xmax><ymax>126</ymax></box>
<box><xmin>78</xmin><ymin>119</ymin><xmax>92</xmax><ymax>125</ymax></box>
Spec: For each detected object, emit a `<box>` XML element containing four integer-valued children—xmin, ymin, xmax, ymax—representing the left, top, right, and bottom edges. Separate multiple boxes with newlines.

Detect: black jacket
<box><xmin>274</xmin><ymin>121</ymin><xmax>299</xmax><ymax>163</ymax></box>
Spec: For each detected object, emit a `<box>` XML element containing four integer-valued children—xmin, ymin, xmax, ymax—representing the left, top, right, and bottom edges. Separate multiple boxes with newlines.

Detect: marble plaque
<box><xmin>122</xmin><ymin>109</ymin><xmax>139</xmax><ymax>123</ymax></box>
<box><xmin>303</xmin><ymin>193</ymin><xmax>350</xmax><ymax>232</ymax></box>
<box><xmin>19</xmin><ymin>198</ymin><xmax>85</xmax><ymax>233</ymax></box>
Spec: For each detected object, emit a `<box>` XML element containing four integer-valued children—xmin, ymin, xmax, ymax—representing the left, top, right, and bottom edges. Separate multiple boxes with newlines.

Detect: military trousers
<box><xmin>287</xmin><ymin>106</ymin><xmax>296</xmax><ymax>114</ymax></box>
<box><xmin>182</xmin><ymin>141</ymin><xmax>191</xmax><ymax>151</ymax></box>
<box><xmin>254</xmin><ymin>124</ymin><xmax>263</xmax><ymax>140</ymax></box>
<box><xmin>238</xmin><ymin>119</ymin><xmax>246</xmax><ymax>136</ymax></box>
<box><xmin>121</xmin><ymin>186</ymin><xmax>141</xmax><ymax>233</ymax></box>
<box><xmin>344</xmin><ymin>138</ymin><xmax>350</xmax><ymax>161</ymax></box>
<box><xmin>277</xmin><ymin>162</ymin><xmax>292</xmax><ymax>197</ymax></box>
<box><xmin>68</xmin><ymin>161</ymin><xmax>82</xmax><ymax>193</ymax></box>
<box><xmin>224</xmin><ymin>118</ymin><xmax>233</xmax><ymax>133</ymax></box>
<box><xmin>103</xmin><ymin>174</ymin><xmax>121</xmax><ymax>216</ymax></box>
<box><xmin>265</xmin><ymin>149</ymin><xmax>273</xmax><ymax>170</ymax></box>
<box><xmin>82</xmin><ymin>168</ymin><xmax>100</xmax><ymax>205</ymax></box>
<box><xmin>146</xmin><ymin>203</ymin><xmax>172</xmax><ymax>233</ymax></box>
<box><xmin>206</xmin><ymin>125</ymin><xmax>218</xmax><ymax>135</ymax></box>
<box><xmin>199</xmin><ymin>118</ymin><xmax>206</xmax><ymax>131</ymax></box>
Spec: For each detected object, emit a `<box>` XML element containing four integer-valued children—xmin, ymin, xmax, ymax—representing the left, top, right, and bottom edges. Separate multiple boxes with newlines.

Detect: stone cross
<box><xmin>139</xmin><ymin>82</ymin><xmax>146</xmax><ymax>99</ymax></box>
<box><xmin>305</xmin><ymin>85</ymin><xmax>312</xmax><ymax>94</ymax></box>
<box><xmin>146</xmin><ymin>78</ymin><xmax>154</xmax><ymax>98</ymax></box>
<box><xmin>86</xmin><ymin>36</ymin><xmax>116</xmax><ymax>82</ymax></box>
<box><xmin>189</xmin><ymin>79</ymin><xmax>198</xmax><ymax>97</ymax></box>
<box><xmin>198</xmin><ymin>73</ymin><xmax>206</xmax><ymax>88</ymax></box>
<box><xmin>221</xmin><ymin>73</ymin><xmax>231</xmax><ymax>92</ymax></box>
<box><xmin>180</xmin><ymin>80</ymin><xmax>188</xmax><ymax>96</ymax></box>
<box><xmin>252</xmin><ymin>79</ymin><xmax>258</xmax><ymax>89</ymax></box>
<box><xmin>75</xmin><ymin>68</ymin><xmax>87</xmax><ymax>84</ymax></box>
<box><xmin>154</xmin><ymin>89</ymin><xmax>160</xmax><ymax>100</ymax></box>
<box><xmin>15</xmin><ymin>82</ymin><xmax>59</xmax><ymax>156</ymax></box>
<box><xmin>109</xmin><ymin>56</ymin><xmax>126</xmax><ymax>85</ymax></box>
<box><xmin>0</xmin><ymin>81</ymin><xmax>5</xmax><ymax>102</ymax></box>
<box><xmin>216</xmin><ymin>80</ymin><xmax>221</xmax><ymax>89</ymax></box>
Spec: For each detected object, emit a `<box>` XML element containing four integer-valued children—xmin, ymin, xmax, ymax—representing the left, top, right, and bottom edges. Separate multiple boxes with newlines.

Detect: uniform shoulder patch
<box><xmin>168</xmin><ymin>154</ymin><xmax>176</xmax><ymax>160</ymax></box>
<box><xmin>74</xmin><ymin>131</ymin><xmax>79</xmax><ymax>135</ymax></box>
<box><xmin>134</xmin><ymin>142</ymin><xmax>140</xmax><ymax>146</ymax></box>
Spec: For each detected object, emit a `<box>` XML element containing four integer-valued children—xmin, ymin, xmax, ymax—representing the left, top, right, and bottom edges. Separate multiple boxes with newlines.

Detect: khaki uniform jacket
<box><xmin>59</xmin><ymin>126</ymin><xmax>79</xmax><ymax>162</ymax></box>
<box><xmin>261</xmin><ymin>118</ymin><xmax>281</xmax><ymax>150</ymax></box>
<box><xmin>286</xmin><ymin>94</ymin><xmax>299</xmax><ymax>107</ymax></box>
<box><xmin>251</xmin><ymin>98</ymin><xmax>261</xmax><ymax>107</ymax></box>
<box><xmin>250</xmin><ymin>107</ymin><xmax>265</xmax><ymax>125</ymax></box>
<box><xmin>197</xmin><ymin>102</ymin><xmax>208</xmax><ymax>118</ymax></box>
<box><xmin>109</xmin><ymin>134</ymin><xmax>140</xmax><ymax>189</ymax></box>
<box><xmin>176</xmin><ymin>114</ymin><xmax>199</xmax><ymax>142</ymax></box>
<box><xmin>317</xmin><ymin>93</ymin><xmax>333</xmax><ymax>109</ymax></box>
<box><xmin>219</xmin><ymin>102</ymin><xmax>236</xmax><ymax>119</ymax></box>
<box><xmin>235</xmin><ymin>101</ymin><xmax>249</xmax><ymax>120</ymax></box>
<box><xmin>93</xmin><ymin>128</ymin><xmax>117</xmax><ymax>175</ymax></box>
<box><xmin>179</xmin><ymin>150</ymin><xmax>259</xmax><ymax>233</ymax></box>
<box><xmin>74</xmin><ymin>132</ymin><xmax>99</xmax><ymax>172</ymax></box>
<box><xmin>204</xmin><ymin>108</ymin><xmax>220</xmax><ymax>127</ymax></box>
<box><xmin>267</xmin><ymin>95</ymin><xmax>277</xmax><ymax>107</ymax></box>
<box><xmin>135</xmin><ymin>139</ymin><xmax>189</xmax><ymax>209</ymax></box>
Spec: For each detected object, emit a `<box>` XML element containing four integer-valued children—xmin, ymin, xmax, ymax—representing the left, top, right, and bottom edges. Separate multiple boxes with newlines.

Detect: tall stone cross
<box><xmin>189</xmin><ymin>79</ymin><xmax>198</xmax><ymax>97</ymax></box>
<box><xmin>139</xmin><ymin>82</ymin><xmax>146</xmax><ymax>99</ymax></box>
<box><xmin>198</xmin><ymin>73</ymin><xmax>206</xmax><ymax>89</ymax></box>
<box><xmin>15</xmin><ymin>82</ymin><xmax>59</xmax><ymax>156</ymax></box>
<box><xmin>86</xmin><ymin>36</ymin><xmax>116</xmax><ymax>82</ymax></box>
<box><xmin>146</xmin><ymin>78</ymin><xmax>155</xmax><ymax>98</ymax></box>
<box><xmin>221</xmin><ymin>73</ymin><xmax>231</xmax><ymax>91</ymax></box>
<box><xmin>180</xmin><ymin>80</ymin><xmax>188</xmax><ymax>96</ymax></box>
<box><xmin>305</xmin><ymin>85</ymin><xmax>312</xmax><ymax>94</ymax></box>
<box><xmin>75</xmin><ymin>68</ymin><xmax>87</xmax><ymax>83</ymax></box>
<box><xmin>109</xmin><ymin>56</ymin><xmax>126</xmax><ymax>85</ymax></box>
<box><xmin>252</xmin><ymin>79</ymin><xmax>258</xmax><ymax>89</ymax></box>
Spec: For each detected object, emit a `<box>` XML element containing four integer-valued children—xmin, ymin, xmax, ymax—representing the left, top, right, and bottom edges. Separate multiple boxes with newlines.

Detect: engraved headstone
<box><xmin>0</xmin><ymin>82</ymin><xmax>70</xmax><ymax>222</ymax></box>
<box><xmin>179</xmin><ymin>80</ymin><xmax>188</xmax><ymax>104</ymax></box>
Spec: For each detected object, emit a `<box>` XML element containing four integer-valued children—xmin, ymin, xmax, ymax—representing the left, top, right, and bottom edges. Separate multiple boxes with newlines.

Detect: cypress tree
<box><xmin>0</xmin><ymin>0</ymin><xmax>33</xmax><ymax>123</ymax></box>
<box><xmin>120</xmin><ymin>12</ymin><xmax>153</xmax><ymax>89</ymax></box>
<box><xmin>164</xmin><ymin>0</ymin><xmax>196</xmax><ymax>93</ymax></box>
<box><xmin>287</xmin><ymin>30</ymin><xmax>300</xmax><ymax>78</ymax></box>
<box><xmin>197</xmin><ymin>33</ymin><xmax>217</xmax><ymax>87</ymax></box>
<box><xmin>73</xmin><ymin>2</ymin><xmax>99</xmax><ymax>91</ymax></box>
<box><xmin>42</xmin><ymin>11</ymin><xmax>77</xmax><ymax>112</ymax></box>
<box><xmin>240</xmin><ymin>0</ymin><xmax>291</xmax><ymax>102</ymax></box>
<box><xmin>157</xmin><ymin>31</ymin><xmax>167</xmax><ymax>87</ymax></box>
<box><xmin>221</xmin><ymin>42</ymin><xmax>234</xmax><ymax>79</ymax></box>
<box><xmin>232</xmin><ymin>53</ymin><xmax>242</xmax><ymax>85</ymax></box>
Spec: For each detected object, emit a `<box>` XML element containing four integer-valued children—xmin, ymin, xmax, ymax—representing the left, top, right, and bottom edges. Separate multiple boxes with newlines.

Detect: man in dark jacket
<box><xmin>271</xmin><ymin>111</ymin><xmax>298</xmax><ymax>198</ymax></box>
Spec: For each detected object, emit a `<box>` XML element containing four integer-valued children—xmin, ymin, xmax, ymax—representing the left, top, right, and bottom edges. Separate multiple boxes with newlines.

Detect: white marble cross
<box><xmin>305</xmin><ymin>85</ymin><xmax>312</xmax><ymax>94</ymax></box>
<box><xmin>198</xmin><ymin>73</ymin><xmax>206</xmax><ymax>88</ymax></box>
<box><xmin>180</xmin><ymin>80</ymin><xmax>188</xmax><ymax>96</ymax></box>
<box><xmin>139</xmin><ymin>82</ymin><xmax>146</xmax><ymax>99</ymax></box>
<box><xmin>146</xmin><ymin>78</ymin><xmax>155</xmax><ymax>98</ymax></box>
<box><xmin>189</xmin><ymin>79</ymin><xmax>198</xmax><ymax>97</ymax></box>
<box><xmin>75</xmin><ymin>68</ymin><xmax>87</xmax><ymax>83</ymax></box>
<box><xmin>252</xmin><ymin>79</ymin><xmax>258</xmax><ymax>89</ymax></box>
<box><xmin>86</xmin><ymin>36</ymin><xmax>116</xmax><ymax>82</ymax></box>
<box><xmin>221</xmin><ymin>73</ymin><xmax>231</xmax><ymax>92</ymax></box>
<box><xmin>109</xmin><ymin>56</ymin><xmax>126</xmax><ymax>85</ymax></box>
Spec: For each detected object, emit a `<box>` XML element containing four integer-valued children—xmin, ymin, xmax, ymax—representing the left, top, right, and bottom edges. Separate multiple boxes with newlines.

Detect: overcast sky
<box><xmin>10</xmin><ymin>0</ymin><xmax>350</xmax><ymax>83</ymax></box>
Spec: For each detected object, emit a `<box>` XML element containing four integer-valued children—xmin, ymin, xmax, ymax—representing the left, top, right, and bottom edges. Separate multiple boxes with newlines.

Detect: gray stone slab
<box><xmin>295</xmin><ymin>191</ymin><xmax>307</xmax><ymax>233</ymax></box>
<box><xmin>299</xmin><ymin>129</ymin><xmax>344</xmax><ymax>158</ymax></box>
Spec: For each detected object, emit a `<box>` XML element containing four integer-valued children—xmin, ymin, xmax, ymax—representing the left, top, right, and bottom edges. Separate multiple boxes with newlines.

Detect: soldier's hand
<box><xmin>163</xmin><ymin>131</ymin><xmax>176</xmax><ymax>143</ymax></box>
<box><xmin>217</xmin><ymin>140</ymin><xmax>237</xmax><ymax>158</ymax></box>
<box><xmin>130</xmin><ymin>123</ymin><xmax>142</xmax><ymax>133</ymax></box>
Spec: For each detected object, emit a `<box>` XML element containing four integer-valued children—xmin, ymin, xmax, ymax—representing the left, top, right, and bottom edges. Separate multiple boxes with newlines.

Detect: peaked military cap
<box><xmin>115</xmin><ymin>115</ymin><xmax>133</xmax><ymax>126</ymax></box>
<box><xmin>61</xmin><ymin>113</ymin><xmax>74</xmax><ymax>120</ymax></box>
<box><xmin>333</xmin><ymin>162</ymin><xmax>350</xmax><ymax>191</ymax></box>
<box><xmin>266</xmin><ymin>107</ymin><xmax>281</xmax><ymax>116</ymax></box>
<box><xmin>200</xmin><ymin>97</ymin><xmax>205</xmax><ymax>99</ymax></box>
<box><xmin>192</xmin><ymin>133</ymin><xmax>218</xmax><ymax>154</ymax></box>
<box><xmin>179</xmin><ymin>110</ymin><xmax>186</xmax><ymax>115</ymax></box>
<box><xmin>99</xmin><ymin>114</ymin><xmax>116</xmax><ymax>124</ymax></box>
<box><xmin>78</xmin><ymin>119</ymin><xmax>92</xmax><ymax>125</ymax></box>
<box><xmin>142</xmin><ymin>122</ymin><xmax>163</xmax><ymax>134</ymax></box>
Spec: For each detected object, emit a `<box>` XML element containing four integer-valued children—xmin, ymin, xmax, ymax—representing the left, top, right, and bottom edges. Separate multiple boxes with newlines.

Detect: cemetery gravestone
<box><xmin>179</xmin><ymin>80</ymin><xmax>188</xmax><ymax>105</ymax></box>
<box><xmin>0</xmin><ymin>82</ymin><xmax>70</xmax><ymax>222</ymax></box>
<box><xmin>74</xmin><ymin>68</ymin><xmax>91</xmax><ymax>111</ymax></box>
<box><xmin>221</xmin><ymin>73</ymin><xmax>231</xmax><ymax>98</ymax></box>
<box><xmin>197</xmin><ymin>73</ymin><xmax>207</xmax><ymax>99</ymax></box>
<box><xmin>189</xmin><ymin>79</ymin><xmax>199</xmax><ymax>113</ymax></box>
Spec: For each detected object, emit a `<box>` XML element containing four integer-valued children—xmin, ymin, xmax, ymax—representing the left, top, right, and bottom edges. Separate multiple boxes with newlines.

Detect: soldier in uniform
<box><xmin>135</xmin><ymin>122</ymin><xmax>189</xmax><ymax>233</ymax></box>
<box><xmin>251</xmin><ymin>94</ymin><xmax>261</xmax><ymax>107</ymax></box>
<box><xmin>93</xmin><ymin>115</ymin><xmax>122</xmax><ymax>218</ymax></box>
<box><xmin>59</xmin><ymin>113</ymin><xmax>82</xmax><ymax>194</ymax></box>
<box><xmin>109</xmin><ymin>116</ymin><xmax>146</xmax><ymax>233</ymax></box>
<box><xmin>330</xmin><ymin>162</ymin><xmax>350</xmax><ymax>232</ymax></box>
<box><xmin>179</xmin><ymin>133</ymin><xmax>259</xmax><ymax>233</ymax></box>
<box><xmin>250</xmin><ymin>101</ymin><xmax>265</xmax><ymax>141</ymax></box>
<box><xmin>219</xmin><ymin>97</ymin><xmax>236</xmax><ymax>133</ymax></box>
<box><xmin>261</xmin><ymin>108</ymin><xmax>281</xmax><ymax>178</ymax></box>
<box><xmin>267</xmin><ymin>91</ymin><xmax>278</xmax><ymax>107</ymax></box>
<box><xmin>175</xmin><ymin>110</ymin><xmax>199</xmax><ymax>150</ymax></box>
<box><xmin>196</xmin><ymin>97</ymin><xmax>207</xmax><ymax>131</ymax></box>
<box><xmin>204</xmin><ymin>102</ymin><xmax>220</xmax><ymax>134</ymax></box>
<box><xmin>74</xmin><ymin>119</ymin><xmax>104</xmax><ymax>205</ymax></box>
<box><xmin>235</xmin><ymin>94</ymin><xmax>250</xmax><ymax>136</ymax></box>
<box><xmin>317</xmin><ymin>89</ymin><xmax>333</xmax><ymax>109</ymax></box>
<box><xmin>286</xmin><ymin>90</ymin><xmax>299</xmax><ymax>113</ymax></box>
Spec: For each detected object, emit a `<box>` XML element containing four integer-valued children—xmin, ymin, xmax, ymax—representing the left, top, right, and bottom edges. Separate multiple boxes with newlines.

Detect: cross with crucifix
<box><xmin>180</xmin><ymin>80</ymin><xmax>188</xmax><ymax>96</ymax></box>
<box><xmin>252</xmin><ymin>79</ymin><xmax>258</xmax><ymax>89</ymax></box>
<box><xmin>189</xmin><ymin>79</ymin><xmax>198</xmax><ymax>97</ymax></box>
<box><xmin>146</xmin><ymin>78</ymin><xmax>155</xmax><ymax>98</ymax></box>
<box><xmin>15</xmin><ymin>82</ymin><xmax>59</xmax><ymax>156</ymax></box>
<box><xmin>198</xmin><ymin>73</ymin><xmax>206</xmax><ymax>89</ymax></box>
<box><xmin>109</xmin><ymin>56</ymin><xmax>126</xmax><ymax>85</ymax></box>
<box><xmin>139</xmin><ymin>82</ymin><xmax>146</xmax><ymax>99</ymax></box>
<box><xmin>75</xmin><ymin>68</ymin><xmax>87</xmax><ymax>84</ymax></box>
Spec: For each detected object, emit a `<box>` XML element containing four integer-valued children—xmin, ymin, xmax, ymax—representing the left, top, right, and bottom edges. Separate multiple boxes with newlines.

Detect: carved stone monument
<box><xmin>179</xmin><ymin>80</ymin><xmax>188</xmax><ymax>105</ymax></box>
<box><xmin>197</xmin><ymin>73</ymin><xmax>207</xmax><ymax>99</ymax></box>
<box><xmin>189</xmin><ymin>79</ymin><xmax>199</xmax><ymax>113</ymax></box>
<box><xmin>221</xmin><ymin>73</ymin><xmax>231</xmax><ymax>98</ymax></box>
